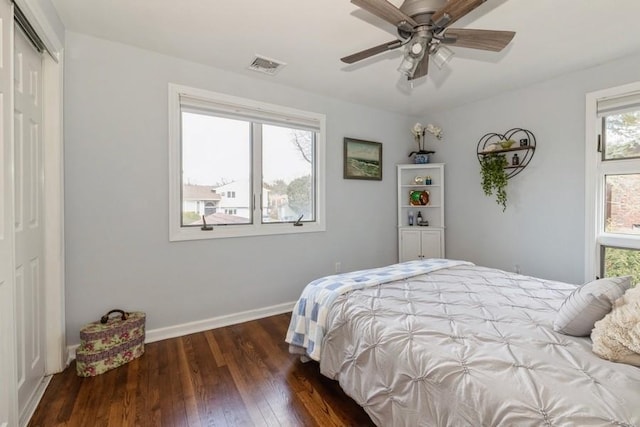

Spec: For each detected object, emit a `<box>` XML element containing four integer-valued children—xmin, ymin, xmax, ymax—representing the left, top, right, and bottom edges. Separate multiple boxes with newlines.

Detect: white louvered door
<box><xmin>14</xmin><ymin>22</ymin><xmax>45</xmax><ymax>420</ymax></box>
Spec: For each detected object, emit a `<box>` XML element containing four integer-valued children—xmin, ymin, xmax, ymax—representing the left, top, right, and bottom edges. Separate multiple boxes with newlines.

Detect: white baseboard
<box><xmin>20</xmin><ymin>375</ymin><xmax>52</xmax><ymax>427</ymax></box>
<box><xmin>67</xmin><ymin>301</ymin><xmax>296</xmax><ymax>361</ymax></box>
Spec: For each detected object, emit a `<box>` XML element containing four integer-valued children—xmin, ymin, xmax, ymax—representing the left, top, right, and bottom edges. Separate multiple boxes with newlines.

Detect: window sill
<box><xmin>597</xmin><ymin>233</ymin><xmax>640</xmax><ymax>250</ymax></box>
<box><xmin>169</xmin><ymin>221</ymin><xmax>326</xmax><ymax>242</ymax></box>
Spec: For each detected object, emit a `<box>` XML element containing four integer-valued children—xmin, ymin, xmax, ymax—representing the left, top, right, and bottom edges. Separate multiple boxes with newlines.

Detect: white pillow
<box><xmin>591</xmin><ymin>285</ymin><xmax>640</xmax><ymax>366</ymax></box>
<box><xmin>553</xmin><ymin>276</ymin><xmax>632</xmax><ymax>336</ymax></box>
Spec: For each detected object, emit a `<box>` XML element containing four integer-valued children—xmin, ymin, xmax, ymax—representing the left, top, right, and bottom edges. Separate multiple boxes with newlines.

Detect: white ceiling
<box><xmin>51</xmin><ymin>0</ymin><xmax>640</xmax><ymax>116</ymax></box>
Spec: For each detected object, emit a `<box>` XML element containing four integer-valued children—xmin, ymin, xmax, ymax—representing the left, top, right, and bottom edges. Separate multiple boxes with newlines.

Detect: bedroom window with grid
<box><xmin>586</xmin><ymin>82</ymin><xmax>640</xmax><ymax>284</ymax></box>
<box><xmin>168</xmin><ymin>83</ymin><xmax>326</xmax><ymax>241</ymax></box>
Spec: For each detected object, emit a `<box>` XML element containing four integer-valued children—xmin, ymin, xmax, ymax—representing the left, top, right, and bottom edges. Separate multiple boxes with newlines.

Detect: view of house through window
<box><xmin>180</xmin><ymin>113</ymin><xmax>316</xmax><ymax>227</ymax></box>
<box><xmin>181</xmin><ymin>113</ymin><xmax>251</xmax><ymax>226</ymax></box>
<box><xmin>169</xmin><ymin>84</ymin><xmax>325</xmax><ymax>241</ymax></box>
<box><xmin>604</xmin><ymin>174</ymin><xmax>640</xmax><ymax>235</ymax></box>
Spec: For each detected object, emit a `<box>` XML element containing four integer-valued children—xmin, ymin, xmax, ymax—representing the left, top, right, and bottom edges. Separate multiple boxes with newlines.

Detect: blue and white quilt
<box><xmin>285</xmin><ymin>258</ymin><xmax>473</xmax><ymax>361</ymax></box>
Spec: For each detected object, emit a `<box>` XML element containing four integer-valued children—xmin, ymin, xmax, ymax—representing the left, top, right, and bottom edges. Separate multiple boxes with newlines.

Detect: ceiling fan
<box><xmin>341</xmin><ymin>0</ymin><xmax>515</xmax><ymax>80</ymax></box>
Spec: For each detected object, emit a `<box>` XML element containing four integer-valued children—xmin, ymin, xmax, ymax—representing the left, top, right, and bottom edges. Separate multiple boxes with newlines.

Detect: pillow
<box><xmin>591</xmin><ymin>285</ymin><xmax>640</xmax><ymax>366</ymax></box>
<box><xmin>553</xmin><ymin>276</ymin><xmax>632</xmax><ymax>336</ymax></box>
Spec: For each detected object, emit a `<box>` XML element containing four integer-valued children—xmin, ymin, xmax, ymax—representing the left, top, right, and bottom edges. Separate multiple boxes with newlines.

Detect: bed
<box><xmin>286</xmin><ymin>259</ymin><xmax>640</xmax><ymax>426</ymax></box>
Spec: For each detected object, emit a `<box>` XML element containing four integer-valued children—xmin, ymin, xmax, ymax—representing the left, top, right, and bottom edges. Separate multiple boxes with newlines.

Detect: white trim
<box><xmin>168</xmin><ymin>83</ymin><xmax>326</xmax><ymax>242</ymax></box>
<box><xmin>174</xmin><ymin>85</ymin><xmax>323</xmax><ymax>130</ymax></box>
<box><xmin>0</xmin><ymin>2</ymin><xmax>19</xmax><ymax>425</ymax></box>
<box><xmin>13</xmin><ymin>0</ymin><xmax>62</xmax><ymax>60</ymax></box>
<box><xmin>170</xmin><ymin>220</ymin><xmax>326</xmax><ymax>241</ymax></box>
<box><xmin>18</xmin><ymin>375</ymin><xmax>50</xmax><ymax>427</ymax></box>
<box><xmin>598</xmin><ymin>233</ymin><xmax>640</xmax><ymax>250</ymax></box>
<box><xmin>585</xmin><ymin>80</ymin><xmax>640</xmax><ymax>281</ymax></box>
<box><xmin>597</xmin><ymin>90</ymin><xmax>640</xmax><ymax>117</ymax></box>
<box><xmin>167</xmin><ymin>83</ymin><xmax>181</xmax><ymax>240</ymax></box>
<box><xmin>67</xmin><ymin>301</ymin><xmax>297</xmax><ymax>360</ymax></box>
<box><xmin>585</xmin><ymin>90</ymin><xmax>599</xmax><ymax>281</ymax></box>
<box><xmin>42</xmin><ymin>50</ymin><xmax>65</xmax><ymax>375</ymax></box>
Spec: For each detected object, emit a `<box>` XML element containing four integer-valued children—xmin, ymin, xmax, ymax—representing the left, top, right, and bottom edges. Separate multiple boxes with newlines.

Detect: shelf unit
<box><xmin>397</xmin><ymin>164</ymin><xmax>445</xmax><ymax>262</ymax></box>
<box><xmin>476</xmin><ymin>128</ymin><xmax>536</xmax><ymax>179</ymax></box>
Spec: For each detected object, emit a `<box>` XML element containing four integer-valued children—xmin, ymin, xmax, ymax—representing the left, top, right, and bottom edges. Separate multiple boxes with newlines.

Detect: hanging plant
<box><xmin>480</xmin><ymin>154</ymin><xmax>509</xmax><ymax>211</ymax></box>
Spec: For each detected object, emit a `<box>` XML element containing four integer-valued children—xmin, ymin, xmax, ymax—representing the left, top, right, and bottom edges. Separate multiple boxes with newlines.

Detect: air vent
<box><xmin>247</xmin><ymin>55</ymin><xmax>286</xmax><ymax>76</ymax></box>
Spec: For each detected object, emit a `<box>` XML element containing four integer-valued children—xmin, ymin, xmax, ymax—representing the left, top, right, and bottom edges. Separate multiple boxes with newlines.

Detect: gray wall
<box><xmin>63</xmin><ymin>29</ymin><xmax>640</xmax><ymax>344</ymax></box>
<box><xmin>429</xmin><ymin>52</ymin><xmax>640</xmax><ymax>284</ymax></box>
<box><xmin>63</xmin><ymin>32</ymin><xmax>415</xmax><ymax>344</ymax></box>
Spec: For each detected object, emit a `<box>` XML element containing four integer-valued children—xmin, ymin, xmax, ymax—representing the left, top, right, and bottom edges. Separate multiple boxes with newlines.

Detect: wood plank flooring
<box><xmin>28</xmin><ymin>313</ymin><xmax>374</xmax><ymax>427</ymax></box>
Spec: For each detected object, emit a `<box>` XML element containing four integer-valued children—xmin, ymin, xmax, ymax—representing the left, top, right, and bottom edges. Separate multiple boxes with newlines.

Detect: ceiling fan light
<box><xmin>398</xmin><ymin>33</ymin><xmax>429</xmax><ymax>78</ymax></box>
<box><xmin>432</xmin><ymin>45</ymin><xmax>454</xmax><ymax>69</ymax></box>
<box><xmin>410</xmin><ymin>41</ymin><xmax>424</xmax><ymax>55</ymax></box>
<box><xmin>409</xmin><ymin>34</ymin><xmax>429</xmax><ymax>57</ymax></box>
<box><xmin>397</xmin><ymin>54</ymin><xmax>419</xmax><ymax>77</ymax></box>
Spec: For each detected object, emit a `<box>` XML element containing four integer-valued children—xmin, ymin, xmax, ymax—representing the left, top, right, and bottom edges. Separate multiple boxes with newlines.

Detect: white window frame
<box><xmin>168</xmin><ymin>83</ymin><xmax>326</xmax><ymax>241</ymax></box>
<box><xmin>585</xmin><ymin>81</ymin><xmax>640</xmax><ymax>280</ymax></box>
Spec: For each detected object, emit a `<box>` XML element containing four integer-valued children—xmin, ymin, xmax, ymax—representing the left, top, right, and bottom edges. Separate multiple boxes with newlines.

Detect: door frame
<box><xmin>42</xmin><ymin>36</ymin><xmax>65</xmax><ymax>376</ymax></box>
<box><xmin>1</xmin><ymin>1</ymin><xmax>18</xmax><ymax>424</ymax></box>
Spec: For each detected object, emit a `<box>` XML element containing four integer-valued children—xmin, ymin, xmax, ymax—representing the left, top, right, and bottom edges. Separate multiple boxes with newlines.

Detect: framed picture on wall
<box><xmin>343</xmin><ymin>138</ymin><xmax>383</xmax><ymax>180</ymax></box>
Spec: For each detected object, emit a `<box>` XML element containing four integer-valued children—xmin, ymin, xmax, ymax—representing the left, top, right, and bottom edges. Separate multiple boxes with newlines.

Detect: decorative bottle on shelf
<box><xmin>408</xmin><ymin>211</ymin><xmax>414</xmax><ymax>226</ymax></box>
<box><xmin>416</xmin><ymin>212</ymin><xmax>423</xmax><ymax>225</ymax></box>
<box><xmin>512</xmin><ymin>153</ymin><xmax>520</xmax><ymax>166</ymax></box>
<box><xmin>425</xmin><ymin>176</ymin><xmax>432</xmax><ymax>185</ymax></box>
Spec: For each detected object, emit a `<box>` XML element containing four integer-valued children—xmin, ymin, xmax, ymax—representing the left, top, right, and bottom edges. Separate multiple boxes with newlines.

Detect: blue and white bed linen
<box><xmin>285</xmin><ymin>258</ymin><xmax>472</xmax><ymax>361</ymax></box>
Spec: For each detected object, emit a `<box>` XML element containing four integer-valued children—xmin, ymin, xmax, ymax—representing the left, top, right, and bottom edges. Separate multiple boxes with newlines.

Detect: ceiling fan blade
<box><xmin>442</xmin><ymin>28</ymin><xmax>515</xmax><ymax>52</ymax></box>
<box><xmin>409</xmin><ymin>53</ymin><xmax>429</xmax><ymax>80</ymax></box>
<box><xmin>431</xmin><ymin>0</ymin><xmax>486</xmax><ymax>28</ymax></box>
<box><xmin>341</xmin><ymin>40</ymin><xmax>403</xmax><ymax>64</ymax></box>
<box><xmin>351</xmin><ymin>0</ymin><xmax>418</xmax><ymax>29</ymax></box>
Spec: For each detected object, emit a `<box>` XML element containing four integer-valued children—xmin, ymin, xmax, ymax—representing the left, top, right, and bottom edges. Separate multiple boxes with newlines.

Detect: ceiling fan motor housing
<box><xmin>400</xmin><ymin>0</ymin><xmax>448</xmax><ymax>20</ymax></box>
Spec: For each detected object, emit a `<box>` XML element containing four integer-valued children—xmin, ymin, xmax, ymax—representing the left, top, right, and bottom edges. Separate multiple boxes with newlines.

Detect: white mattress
<box><xmin>318</xmin><ymin>264</ymin><xmax>640</xmax><ymax>426</ymax></box>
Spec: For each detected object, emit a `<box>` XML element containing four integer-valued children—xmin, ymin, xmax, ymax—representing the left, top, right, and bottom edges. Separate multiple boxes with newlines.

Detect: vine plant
<box><xmin>480</xmin><ymin>154</ymin><xmax>509</xmax><ymax>211</ymax></box>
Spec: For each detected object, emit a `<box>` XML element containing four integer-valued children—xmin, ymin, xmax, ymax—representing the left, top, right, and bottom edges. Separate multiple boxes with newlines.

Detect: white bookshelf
<box><xmin>397</xmin><ymin>164</ymin><xmax>445</xmax><ymax>261</ymax></box>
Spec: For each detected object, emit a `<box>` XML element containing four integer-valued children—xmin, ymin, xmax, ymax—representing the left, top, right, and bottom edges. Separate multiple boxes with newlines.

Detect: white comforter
<box><xmin>318</xmin><ymin>264</ymin><xmax>640</xmax><ymax>426</ymax></box>
<box><xmin>286</xmin><ymin>259</ymin><xmax>471</xmax><ymax>361</ymax></box>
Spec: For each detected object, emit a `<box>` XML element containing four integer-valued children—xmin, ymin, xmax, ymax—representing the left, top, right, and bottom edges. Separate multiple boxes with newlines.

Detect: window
<box><xmin>586</xmin><ymin>82</ymin><xmax>640</xmax><ymax>283</ymax></box>
<box><xmin>169</xmin><ymin>84</ymin><xmax>326</xmax><ymax>241</ymax></box>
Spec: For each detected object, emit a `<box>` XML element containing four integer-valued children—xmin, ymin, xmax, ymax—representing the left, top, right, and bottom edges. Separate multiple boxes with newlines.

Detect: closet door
<box><xmin>14</xmin><ymin>21</ymin><xmax>45</xmax><ymax>421</ymax></box>
<box><xmin>0</xmin><ymin>0</ymin><xmax>18</xmax><ymax>424</ymax></box>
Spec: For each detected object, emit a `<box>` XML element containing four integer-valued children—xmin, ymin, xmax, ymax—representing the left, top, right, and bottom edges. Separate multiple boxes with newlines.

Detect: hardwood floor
<box><xmin>29</xmin><ymin>313</ymin><xmax>374</xmax><ymax>427</ymax></box>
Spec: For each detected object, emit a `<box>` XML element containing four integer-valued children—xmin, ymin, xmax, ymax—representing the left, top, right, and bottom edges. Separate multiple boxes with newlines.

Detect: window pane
<box><xmin>181</xmin><ymin>112</ymin><xmax>251</xmax><ymax>226</ymax></box>
<box><xmin>602</xmin><ymin>246</ymin><xmax>640</xmax><ymax>285</ymax></box>
<box><xmin>604</xmin><ymin>174</ymin><xmax>640</xmax><ymax>235</ymax></box>
<box><xmin>262</xmin><ymin>125</ymin><xmax>315</xmax><ymax>223</ymax></box>
<box><xmin>603</xmin><ymin>110</ymin><xmax>640</xmax><ymax>160</ymax></box>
